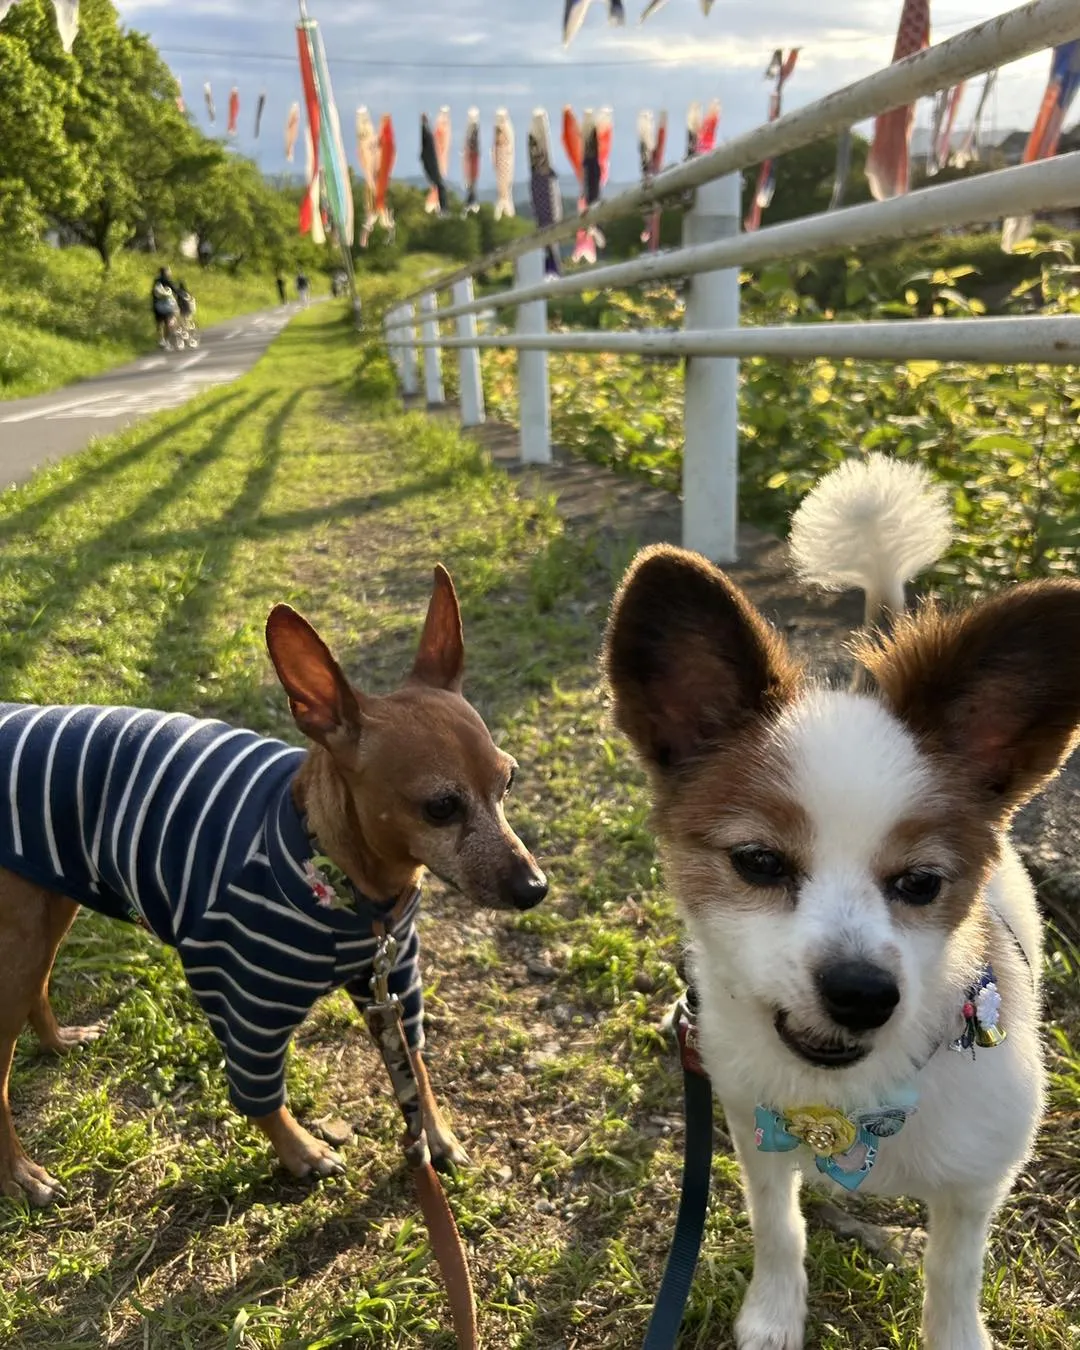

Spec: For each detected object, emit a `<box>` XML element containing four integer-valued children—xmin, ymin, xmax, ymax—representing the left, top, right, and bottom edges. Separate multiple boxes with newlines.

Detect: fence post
<box><xmin>398</xmin><ymin>303</ymin><xmax>419</xmax><ymax>398</ymax></box>
<box><xmin>453</xmin><ymin>278</ymin><xmax>485</xmax><ymax>427</ymax></box>
<box><xmin>384</xmin><ymin>307</ymin><xmax>401</xmax><ymax>381</ymax></box>
<box><xmin>516</xmin><ymin>250</ymin><xmax>551</xmax><ymax>463</ymax></box>
<box><xmin>420</xmin><ymin>291</ymin><xmax>445</xmax><ymax>406</ymax></box>
<box><xmin>682</xmin><ymin>173</ymin><xmax>741</xmax><ymax>562</ymax></box>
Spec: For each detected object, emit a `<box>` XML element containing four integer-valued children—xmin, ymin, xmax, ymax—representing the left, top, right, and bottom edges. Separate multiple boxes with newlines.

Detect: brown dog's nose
<box><xmin>503</xmin><ymin>858</ymin><xmax>548</xmax><ymax>910</ymax></box>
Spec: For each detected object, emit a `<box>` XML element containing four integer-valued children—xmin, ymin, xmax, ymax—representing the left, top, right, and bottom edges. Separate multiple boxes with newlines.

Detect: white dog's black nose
<box><xmin>816</xmin><ymin>960</ymin><xmax>900</xmax><ymax>1032</ymax></box>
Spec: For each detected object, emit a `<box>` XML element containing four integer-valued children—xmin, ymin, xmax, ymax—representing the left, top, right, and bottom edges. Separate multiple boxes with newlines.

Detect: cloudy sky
<box><xmin>113</xmin><ymin>0</ymin><xmax>1065</xmax><ymax>187</ymax></box>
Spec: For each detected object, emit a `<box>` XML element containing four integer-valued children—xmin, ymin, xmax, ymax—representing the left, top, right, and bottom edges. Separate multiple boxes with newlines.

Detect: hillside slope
<box><xmin>0</xmin><ymin>247</ymin><xmax>296</xmax><ymax>400</ymax></box>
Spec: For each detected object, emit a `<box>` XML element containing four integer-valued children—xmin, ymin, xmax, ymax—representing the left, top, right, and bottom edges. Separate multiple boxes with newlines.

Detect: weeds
<box><xmin>0</xmin><ymin>277</ymin><xmax>1075</xmax><ymax>1348</ymax></box>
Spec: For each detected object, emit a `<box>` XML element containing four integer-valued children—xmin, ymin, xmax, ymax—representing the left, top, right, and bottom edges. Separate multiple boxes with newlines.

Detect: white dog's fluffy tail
<box><xmin>789</xmin><ymin>453</ymin><xmax>951</xmax><ymax>628</ymax></box>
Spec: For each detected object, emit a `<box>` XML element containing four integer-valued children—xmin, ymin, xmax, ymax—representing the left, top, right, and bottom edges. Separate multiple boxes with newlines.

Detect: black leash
<box><xmin>641</xmin><ymin>929</ymin><xmax>1029</xmax><ymax>1347</ymax></box>
<box><xmin>642</xmin><ymin>984</ymin><xmax>714</xmax><ymax>1350</ymax></box>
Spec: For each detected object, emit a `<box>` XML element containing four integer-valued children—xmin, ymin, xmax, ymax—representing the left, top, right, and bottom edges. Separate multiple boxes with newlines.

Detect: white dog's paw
<box><xmin>922</xmin><ymin>1316</ymin><xmax>992</xmax><ymax>1350</ymax></box>
<box><xmin>658</xmin><ymin>996</ymin><xmax>681</xmax><ymax>1039</ymax></box>
<box><xmin>734</xmin><ymin>1276</ymin><xmax>807</xmax><ymax>1350</ymax></box>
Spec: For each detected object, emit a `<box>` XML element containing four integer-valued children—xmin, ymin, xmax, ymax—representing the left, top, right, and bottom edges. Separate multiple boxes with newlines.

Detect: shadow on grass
<box><xmin>0</xmin><ymin>388</ymin><xmax>246</xmax><ymax>547</ymax></box>
<box><xmin>325</xmin><ymin>519</ymin><xmax>639</xmax><ymax>732</ymax></box>
<box><xmin>0</xmin><ymin>389</ymin><xmax>275</xmax><ymax>685</ymax></box>
<box><xmin>138</xmin><ymin>389</ymin><xmax>303</xmax><ymax>701</ymax></box>
<box><xmin>132</xmin><ymin>1168</ymin><xmax>439</xmax><ymax>1342</ymax></box>
<box><xmin>18</xmin><ymin>1155</ymin><xmax>429</xmax><ymax>1348</ymax></box>
<box><xmin>121</xmin><ymin>470</ymin><xmax>470</xmax><ymax>564</ymax></box>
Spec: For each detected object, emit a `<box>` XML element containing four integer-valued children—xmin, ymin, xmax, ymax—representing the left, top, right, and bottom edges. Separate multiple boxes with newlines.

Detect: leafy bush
<box><xmin>354</xmin><ymin>187</ymin><xmax>532</xmax><ymax>273</ymax></box>
<box><xmin>480</xmin><ymin>238</ymin><xmax>1080</xmax><ymax>593</ymax></box>
<box><xmin>798</xmin><ymin>228</ymin><xmax>1080</xmax><ymax>314</ymax></box>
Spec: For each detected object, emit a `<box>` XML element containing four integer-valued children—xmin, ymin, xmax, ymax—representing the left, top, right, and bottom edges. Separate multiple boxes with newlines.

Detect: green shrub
<box><xmin>481</xmin><ymin>237</ymin><xmax>1080</xmax><ymax>594</ymax></box>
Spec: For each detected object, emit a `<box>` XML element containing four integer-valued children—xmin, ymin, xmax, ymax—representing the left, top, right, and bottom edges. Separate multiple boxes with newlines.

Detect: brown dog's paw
<box><xmin>276</xmin><ymin>1126</ymin><xmax>346</xmax><ymax>1180</ymax></box>
<box><xmin>428</xmin><ymin>1124</ymin><xmax>470</xmax><ymax>1175</ymax></box>
<box><xmin>41</xmin><ymin>1021</ymin><xmax>108</xmax><ymax>1055</ymax></box>
<box><xmin>1</xmin><ymin>1155</ymin><xmax>66</xmax><ymax>1207</ymax></box>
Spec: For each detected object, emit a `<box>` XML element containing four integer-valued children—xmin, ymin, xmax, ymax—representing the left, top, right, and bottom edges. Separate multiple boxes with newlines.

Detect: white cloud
<box><xmin>109</xmin><ymin>0</ymin><xmax>1069</xmax><ymax>186</ymax></box>
<box><xmin>116</xmin><ymin>0</ymin><xmax>248</xmax><ymax>13</ymax></box>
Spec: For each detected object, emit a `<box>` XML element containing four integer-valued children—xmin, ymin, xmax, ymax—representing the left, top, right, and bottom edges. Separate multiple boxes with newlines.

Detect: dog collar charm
<box><xmin>951</xmin><ymin>964</ymin><xmax>1006</xmax><ymax>1057</ymax></box>
<box><xmin>304</xmin><ymin>855</ymin><xmax>355</xmax><ymax>911</ymax></box>
<box><xmin>754</xmin><ymin>1093</ymin><xmax>918</xmax><ymax>1192</ymax></box>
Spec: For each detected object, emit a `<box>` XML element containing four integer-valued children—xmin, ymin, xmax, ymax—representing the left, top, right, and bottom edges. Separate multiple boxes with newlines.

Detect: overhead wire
<box><xmin>160</xmin><ymin>47</ymin><xmax>719</xmax><ymax>69</ymax></box>
<box><xmin>156</xmin><ymin>42</ymin><xmax>1044</xmax><ymax>85</ymax></box>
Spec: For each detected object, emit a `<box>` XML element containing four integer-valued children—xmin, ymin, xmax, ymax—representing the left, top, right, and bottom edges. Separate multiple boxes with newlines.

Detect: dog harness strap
<box><xmin>364</xmin><ymin>1015</ymin><xmax>426</xmax><ymax>1145</ymax></box>
<box><xmin>642</xmin><ymin>995</ymin><xmax>713</xmax><ymax>1350</ymax></box>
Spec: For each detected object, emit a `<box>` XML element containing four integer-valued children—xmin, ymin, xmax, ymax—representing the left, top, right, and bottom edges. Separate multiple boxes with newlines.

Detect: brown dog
<box><xmin>0</xmin><ymin>565</ymin><xmax>547</xmax><ymax>1205</ymax></box>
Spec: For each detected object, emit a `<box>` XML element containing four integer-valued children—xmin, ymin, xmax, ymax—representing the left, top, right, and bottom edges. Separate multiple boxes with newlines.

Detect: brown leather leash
<box><xmin>364</xmin><ymin>927</ymin><xmax>479</xmax><ymax>1350</ymax></box>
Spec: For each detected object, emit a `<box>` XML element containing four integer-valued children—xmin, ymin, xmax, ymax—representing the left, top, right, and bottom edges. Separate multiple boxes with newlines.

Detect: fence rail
<box><xmin>385</xmin><ymin>0</ymin><xmax>1080</xmax><ymax>562</ymax></box>
<box><xmin>406</xmin><ymin>316</ymin><xmax>1080</xmax><ymax>364</ymax></box>
<box><xmin>386</xmin><ymin>153</ymin><xmax>1080</xmax><ymax>330</ymax></box>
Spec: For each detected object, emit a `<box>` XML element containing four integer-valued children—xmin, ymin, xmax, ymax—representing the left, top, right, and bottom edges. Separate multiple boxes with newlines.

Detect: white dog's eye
<box><xmin>728</xmin><ymin>844</ymin><xmax>795</xmax><ymax>887</ymax></box>
<box><xmin>887</xmin><ymin>868</ymin><xmax>943</xmax><ymax>905</ymax></box>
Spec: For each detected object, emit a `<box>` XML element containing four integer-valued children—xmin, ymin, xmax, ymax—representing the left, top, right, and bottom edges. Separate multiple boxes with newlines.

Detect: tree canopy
<box><xmin>0</xmin><ymin>0</ymin><xmax>320</xmax><ymax>270</ymax></box>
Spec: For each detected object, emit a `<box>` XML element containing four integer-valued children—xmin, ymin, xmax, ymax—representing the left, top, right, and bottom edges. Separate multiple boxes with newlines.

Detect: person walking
<box><xmin>276</xmin><ymin>273</ymin><xmax>287</xmax><ymax>305</ymax></box>
<box><xmin>151</xmin><ymin>265</ymin><xmax>179</xmax><ymax>347</ymax></box>
<box><xmin>296</xmin><ymin>271</ymin><xmax>310</xmax><ymax>308</ymax></box>
<box><xmin>175</xmin><ymin>279</ymin><xmax>198</xmax><ymax>345</ymax></box>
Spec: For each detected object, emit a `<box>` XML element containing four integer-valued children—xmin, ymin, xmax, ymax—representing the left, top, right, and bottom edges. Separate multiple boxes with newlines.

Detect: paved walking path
<box><xmin>0</xmin><ymin>305</ymin><xmax>297</xmax><ymax>489</ymax></box>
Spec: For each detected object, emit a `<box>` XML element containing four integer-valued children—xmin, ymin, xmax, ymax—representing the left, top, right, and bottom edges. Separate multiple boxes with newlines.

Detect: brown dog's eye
<box><xmin>729</xmin><ymin>844</ymin><xmax>794</xmax><ymax>887</ymax></box>
<box><xmin>423</xmin><ymin>794</ymin><xmax>463</xmax><ymax>825</ymax></box>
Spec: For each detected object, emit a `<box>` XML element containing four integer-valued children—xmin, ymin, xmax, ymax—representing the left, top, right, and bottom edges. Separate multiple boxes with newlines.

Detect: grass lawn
<box><xmin>0</xmin><ymin>246</ymin><xmax>298</xmax><ymax>401</ymax></box>
<box><xmin>0</xmin><ymin>288</ymin><xmax>1076</xmax><ymax>1349</ymax></box>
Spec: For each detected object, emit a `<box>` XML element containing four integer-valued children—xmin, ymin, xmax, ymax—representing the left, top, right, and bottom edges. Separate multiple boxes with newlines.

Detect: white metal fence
<box><xmin>384</xmin><ymin>0</ymin><xmax>1080</xmax><ymax>562</ymax></box>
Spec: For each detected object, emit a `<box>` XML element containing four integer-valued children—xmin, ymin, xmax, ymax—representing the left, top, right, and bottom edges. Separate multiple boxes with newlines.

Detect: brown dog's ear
<box><xmin>858</xmin><ymin>578</ymin><xmax>1080</xmax><ymax>812</ymax></box>
<box><xmin>265</xmin><ymin>604</ymin><xmax>363</xmax><ymax>745</ymax></box>
<box><xmin>410</xmin><ymin>564</ymin><xmax>465</xmax><ymax>693</ymax></box>
<box><xmin>603</xmin><ymin>545</ymin><xmax>800</xmax><ymax>771</ymax></box>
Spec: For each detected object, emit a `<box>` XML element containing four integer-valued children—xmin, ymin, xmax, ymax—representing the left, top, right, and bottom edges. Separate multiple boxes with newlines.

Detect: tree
<box><xmin>0</xmin><ymin>22</ymin><xmax>85</xmax><ymax>241</ymax></box>
<box><xmin>58</xmin><ymin>1</ymin><xmax>204</xmax><ymax>264</ymax></box>
<box><xmin>1</xmin><ymin>0</ymin><xmax>198</xmax><ymax>264</ymax></box>
<box><xmin>181</xmin><ymin>155</ymin><xmax>299</xmax><ymax>271</ymax></box>
<box><xmin>745</xmin><ymin>133</ymin><xmax>872</xmax><ymax>227</ymax></box>
<box><xmin>477</xmin><ymin>202</ymin><xmax>531</xmax><ymax>254</ymax></box>
<box><xmin>0</xmin><ymin>0</ymin><xmax>363</xmax><ymax>275</ymax></box>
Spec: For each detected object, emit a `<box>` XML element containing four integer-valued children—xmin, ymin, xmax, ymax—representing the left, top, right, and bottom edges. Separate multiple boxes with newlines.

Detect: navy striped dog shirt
<box><xmin>0</xmin><ymin>703</ymin><xmax>424</xmax><ymax>1117</ymax></box>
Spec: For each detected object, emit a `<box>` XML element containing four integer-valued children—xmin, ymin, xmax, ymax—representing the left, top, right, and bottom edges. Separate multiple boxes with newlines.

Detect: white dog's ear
<box><xmin>604</xmin><ymin>545</ymin><xmax>800</xmax><ymax>771</ymax></box>
<box><xmin>859</xmin><ymin>578</ymin><xmax>1080</xmax><ymax>811</ymax></box>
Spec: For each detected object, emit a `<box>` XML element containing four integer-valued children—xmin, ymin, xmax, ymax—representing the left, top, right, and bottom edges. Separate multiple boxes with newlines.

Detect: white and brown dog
<box><xmin>604</xmin><ymin>455</ymin><xmax>1080</xmax><ymax>1350</ymax></box>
